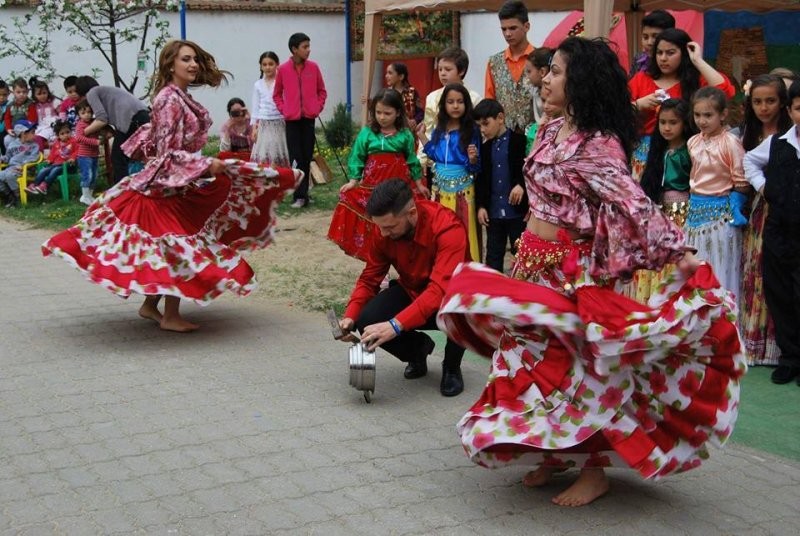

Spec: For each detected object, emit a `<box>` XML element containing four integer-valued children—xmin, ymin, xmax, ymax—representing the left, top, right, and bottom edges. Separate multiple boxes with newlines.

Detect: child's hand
<box><xmin>467</xmin><ymin>144</ymin><xmax>478</xmax><ymax>164</ymax></box>
<box><xmin>509</xmin><ymin>185</ymin><xmax>524</xmax><ymax>205</ymax></box>
<box><xmin>407</xmin><ymin>119</ymin><xmax>417</xmax><ymax>131</ymax></box>
<box><xmin>208</xmin><ymin>158</ymin><xmax>227</xmax><ymax>175</ymax></box>
<box><xmin>477</xmin><ymin>207</ymin><xmax>489</xmax><ymax>227</ymax></box>
<box><xmin>676</xmin><ymin>251</ymin><xmax>701</xmax><ymax>278</ymax></box>
<box><xmin>340</xmin><ymin>179</ymin><xmax>358</xmax><ymax>193</ymax></box>
<box><xmin>415</xmin><ymin>122</ymin><xmax>428</xmax><ymax>142</ymax></box>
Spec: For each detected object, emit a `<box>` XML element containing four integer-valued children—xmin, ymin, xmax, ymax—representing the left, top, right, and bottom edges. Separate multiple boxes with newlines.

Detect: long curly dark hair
<box><xmin>740</xmin><ymin>74</ymin><xmax>792</xmax><ymax>151</ymax></box>
<box><xmin>646</xmin><ymin>29</ymin><xmax>700</xmax><ymax>103</ymax></box>
<box><xmin>556</xmin><ymin>37</ymin><xmax>638</xmax><ymax>162</ymax></box>
<box><xmin>434</xmin><ymin>83</ymin><xmax>476</xmax><ymax>155</ymax></box>
<box><xmin>640</xmin><ymin>98</ymin><xmax>695</xmax><ymax>202</ymax></box>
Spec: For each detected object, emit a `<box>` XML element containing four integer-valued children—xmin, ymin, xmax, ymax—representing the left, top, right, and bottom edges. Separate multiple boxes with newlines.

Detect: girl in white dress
<box><xmin>250</xmin><ymin>51</ymin><xmax>290</xmax><ymax>166</ymax></box>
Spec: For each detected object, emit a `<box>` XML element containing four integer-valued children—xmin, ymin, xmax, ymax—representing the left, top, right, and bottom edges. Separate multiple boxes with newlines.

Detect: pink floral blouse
<box><xmin>122</xmin><ymin>83</ymin><xmax>213</xmax><ymax>190</ymax></box>
<box><xmin>525</xmin><ymin>117</ymin><xmax>686</xmax><ymax>279</ymax></box>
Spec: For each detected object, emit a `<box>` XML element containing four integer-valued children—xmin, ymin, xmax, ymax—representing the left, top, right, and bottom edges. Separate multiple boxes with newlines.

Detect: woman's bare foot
<box><xmin>138</xmin><ymin>296</ymin><xmax>163</xmax><ymax>323</ymax></box>
<box><xmin>159</xmin><ymin>316</ymin><xmax>199</xmax><ymax>333</ymax></box>
<box><xmin>551</xmin><ymin>468</ymin><xmax>609</xmax><ymax>507</ymax></box>
<box><xmin>522</xmin><ymin>466</ymin><xmax>560</xmax><ymax>487</ymax></box>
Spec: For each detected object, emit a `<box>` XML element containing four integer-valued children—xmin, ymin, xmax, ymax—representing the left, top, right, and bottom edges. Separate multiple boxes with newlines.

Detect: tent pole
<box><xmin>361</xmin><ymin>12</ymin><xmax>381</xmax><ymax>124</ymax></box>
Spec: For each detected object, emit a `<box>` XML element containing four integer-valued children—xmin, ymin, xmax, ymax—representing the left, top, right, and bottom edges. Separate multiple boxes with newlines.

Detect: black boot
<box><xmin>4</xmin><ymin>192</ymin><xmax>20</xmax><ymax>208</ymax></box>
<box><xmin>404</xmin><ymin>334</ymin><xmax>434</xmax><ymax>379</ymax></box>
<box><xmin>440</xmin><ymin>363</ymin><xmax>464</xmax><ymax>397</ymax></box>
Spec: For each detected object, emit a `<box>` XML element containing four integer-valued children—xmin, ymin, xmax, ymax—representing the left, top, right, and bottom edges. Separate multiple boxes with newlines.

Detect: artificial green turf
<box><xmin>431</xmin><ymin>330</ymin><xmax>800</xmax><ymax>462</ymax></box>
<box><xmin>731</xmin><ymin>366</ymin><xmax>800</xmax><ymax>462</ymax></box>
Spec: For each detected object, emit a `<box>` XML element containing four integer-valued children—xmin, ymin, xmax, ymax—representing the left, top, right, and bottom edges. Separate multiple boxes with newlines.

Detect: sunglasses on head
<box><xmin>230</xmin><ymin>109</ymin><xmax>247</xmax><ymax>117</ymax></box>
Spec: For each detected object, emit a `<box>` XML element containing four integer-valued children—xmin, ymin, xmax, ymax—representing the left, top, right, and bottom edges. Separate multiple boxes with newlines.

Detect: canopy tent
<box><xmin>361</xmin><ymin>0</ymin><xmax>800</xmax><ymax>121</ymax></box>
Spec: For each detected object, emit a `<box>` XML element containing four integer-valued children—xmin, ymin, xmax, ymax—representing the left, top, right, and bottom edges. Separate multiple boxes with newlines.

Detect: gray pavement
<box><xmin>1</xmin><ymin>215</ymin><xmax>799</xmax><ymax>536</ymax></box>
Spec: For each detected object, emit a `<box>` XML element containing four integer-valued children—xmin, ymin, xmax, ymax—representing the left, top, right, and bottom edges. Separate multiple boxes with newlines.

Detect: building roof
<box><xmin>5</xmin><ymin>1</ymin><xmax>345</xmax><ymax>14</ymax></box>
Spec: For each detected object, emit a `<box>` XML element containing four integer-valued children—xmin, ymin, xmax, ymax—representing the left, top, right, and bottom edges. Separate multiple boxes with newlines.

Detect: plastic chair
<box><xmin>3</xmin><ymin>153</ymin><xmax>44</xmax><ymax>205</ymax></box>
<box><xmin>55</xmin><ymin>162</ymin><xmax>81</xmax><ymax>201</ymax></box>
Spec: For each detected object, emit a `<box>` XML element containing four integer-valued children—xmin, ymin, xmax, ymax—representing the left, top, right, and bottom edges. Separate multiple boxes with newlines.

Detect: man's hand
<box><xmin>338</xmin><ymin>317</ymin><xmax>360</xmax><ymax>343</ymax></box>
<box><xmin>477</xmin><ymin>207</ymin><xmax>489</xmax><ymax>227</ymax></box>
<box><xmin>360</xmin><ymin>321</ymin><xmax>398</xmax><ymax>351</ymax></box>
<box><xmin>509</xmin><ymin>184</ymin><xmax>524</xmax><ymax>205</ymax></box>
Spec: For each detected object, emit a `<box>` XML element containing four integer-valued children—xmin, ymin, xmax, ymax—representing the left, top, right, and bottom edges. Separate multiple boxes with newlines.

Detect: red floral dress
<box><xmin>42</xmin><ymin>84</ymin><xmax>298</xmax><ymax>304</ymax></box>
<box><xmin>437</xmin><ymin>119</ymin><xmax>746</xmax><ymax>479</ymax></box>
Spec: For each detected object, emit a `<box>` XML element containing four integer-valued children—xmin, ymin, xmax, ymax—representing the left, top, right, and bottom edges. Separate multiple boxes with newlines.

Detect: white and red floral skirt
<box><xmin>437</xmin><ymin>230</ymin><xmax>746</xmax><ymax>480</ymax></box>
<box><xmin>42</xmin><ymin>161</ymin><xmax>298</xmax><ymax>305</ymax></box>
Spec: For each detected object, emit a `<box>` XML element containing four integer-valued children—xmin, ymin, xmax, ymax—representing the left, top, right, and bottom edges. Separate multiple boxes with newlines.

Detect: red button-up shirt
<box><xmin>344</xmin><ymin>200</ymin><xmax>468</xmax><ymax>330</ymax></box>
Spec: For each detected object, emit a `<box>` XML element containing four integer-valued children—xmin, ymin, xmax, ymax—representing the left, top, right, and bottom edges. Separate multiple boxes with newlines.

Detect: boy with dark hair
<box><xmin>419</xmin><ymin>47</ymin><xmax>482</xmax><ymax>166</ymax></box>
<box><xmin>485</xmin><ymin>0</ymin><xmax>534</xmax><ymax>131</ymax></box>
<box><xmin>630</xmin><ymin>10</ymin><xmax>676</xmax><ymax>76</ymax></box>
<box><xmin>472</xmin><ymin>98</ymin><xmax>527</xmax><ymax>273</ymax></box>
<box><xmin>744</xmin><ymin>80</ymin><xmax>800</xmax><ymax>385</ymax></box>
<box><xmin>274</xmin><ymin>32</ymin><xmax>327</xmax><ymax>209</ymax></box>
<box><xmin>60</xmin><ymin>75</ymin><xmax>80</xmax><ymax>129</ymax></box>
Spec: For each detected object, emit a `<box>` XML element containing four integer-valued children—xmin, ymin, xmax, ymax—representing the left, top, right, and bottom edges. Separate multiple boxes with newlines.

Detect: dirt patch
<box><xmin>247</xmin><ymin>211</ymin><xmax>363</xmax><ymax>313</ymax></box>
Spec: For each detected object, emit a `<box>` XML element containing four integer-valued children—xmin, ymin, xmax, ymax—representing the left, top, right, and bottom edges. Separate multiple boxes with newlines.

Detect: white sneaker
<box><xmin>290</xmin><ymin>199</ymin><xmax>306</xmax><ymax>208</ymax></box>
<box><xmin>79</xmin><ymin>195</ymin><xmax>93</xmax><ymax>206</ymax></box>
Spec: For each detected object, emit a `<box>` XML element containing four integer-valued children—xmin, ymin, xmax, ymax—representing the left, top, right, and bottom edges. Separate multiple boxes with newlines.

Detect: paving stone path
<box><xmin>1</xmin><ymin>217</ymin><xmax>799</xmax><ymax>535</ymax></box>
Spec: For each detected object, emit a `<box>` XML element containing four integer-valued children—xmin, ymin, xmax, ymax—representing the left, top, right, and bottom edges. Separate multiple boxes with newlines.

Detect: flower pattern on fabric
<box><xmin>122</xmin><ymin>83</ymin><xmax>213</xmax><ymax>191</ymax></box>
<box><xmin>525</xmin><ymin>118</ymin><xmax>686</xmax><ymax>280</ymax></box>
<box><xmin>437</xmin><ymin>259</ymin><xmax>746</xmax><ymax>480</ymax></box>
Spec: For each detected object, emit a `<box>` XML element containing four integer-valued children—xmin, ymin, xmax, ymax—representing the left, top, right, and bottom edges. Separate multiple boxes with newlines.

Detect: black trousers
<box><xmin>285</xmin><ymin>117</ymin><xmax>316</xmax><ymax>202</ymax></box>
<box><xmin>484</xmin><ymin>216</ymin><xmax>525</xmax><ymax>273</ymax></box>
<box><xmin>762</xmin><ymin>241</ymin><xmax>800</xmax><ymax>368</ymax></box>
<box><xmin>354</xmin><ymin>283</ymin><xmax>465</xmax><ymax>370</ymax></box>
<box><xmin>110</xmin><ymin>110</ymin><xmax>151</xmax><ymax>185</ymax></box>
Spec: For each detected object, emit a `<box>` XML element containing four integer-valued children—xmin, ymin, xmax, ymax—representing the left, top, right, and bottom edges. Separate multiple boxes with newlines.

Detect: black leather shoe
<box><xmin>404</xmin><ymin>335</ymin><xmax>435</xmax><ymax>379</ymax></box>
<box><xmin>440</xmin><ymin>366</ymin><xmax>464</xmax><ymax>397</ymax></box>
<box><xmin>771</xmin><ymin>365</ymin><xmax>800</xmax><ymax>384</ymax></box>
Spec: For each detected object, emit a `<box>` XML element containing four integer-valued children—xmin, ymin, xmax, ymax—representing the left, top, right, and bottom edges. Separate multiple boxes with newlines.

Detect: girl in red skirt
<box><xmin>43</xmin><ymin>40</ymin><xmax>300</xmax><ymax>332</ymax></box>
<box><xmin>437</xmin><ymin>38</ymin><xmax>745</xmax><ymax>507</ymax></box>
<box><xmin>328</xmin><ymin>88</ymin><xmax>428</xmax><ymax>261</ymax></box>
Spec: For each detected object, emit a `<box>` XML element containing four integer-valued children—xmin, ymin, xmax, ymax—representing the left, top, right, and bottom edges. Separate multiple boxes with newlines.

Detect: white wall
<box><xmin>0</xmin><ymin>7</ymin><xmax>569</xmax><ymax>134</ymax></box>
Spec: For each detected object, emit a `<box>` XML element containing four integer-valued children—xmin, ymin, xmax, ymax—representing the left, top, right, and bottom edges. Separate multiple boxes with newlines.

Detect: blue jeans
<box><xmin>77</xmin><ymin>156</ymin><xmax>98</xmax><ymax>188</ymax></box>
<box><xmin>35</xmin><ymin>164</ymin><xmax>64</xmax><ymax>186</ymax></box>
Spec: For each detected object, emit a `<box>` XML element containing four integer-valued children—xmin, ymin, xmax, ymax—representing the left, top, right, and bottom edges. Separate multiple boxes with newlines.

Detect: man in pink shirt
<box><xmin>273</xmin><ymin>32</ymin><xmax>327</xmax><ymax>208</ymax></box>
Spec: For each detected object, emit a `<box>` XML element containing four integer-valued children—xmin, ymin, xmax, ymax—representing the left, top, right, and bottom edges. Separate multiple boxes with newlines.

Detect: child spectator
<box><xmin>219</xmin><ymin>98</ymin><xmax>253</xmax><ymax>154</ymax></box>
<box><xmin>59</xmin><ymin>75</ymin><xmax>80</xmax><ymax>130</ymax></box>
<box><xmin>73</xmin><ymin>100</ymin><xmax>100</xmax><ymax>205</ymax></box>
<box><xmin>26</xmin><ymin>120</ymin><xmax>77</xmax><ymax>196</ymax></box>
<box><xmin>3</xmin><ymin>78</ymin><xmax>37</xmax><ymax>150</ymax></box>
<box><xmin>273</xmin><ymin>33</ymin><xmax>327</xmax><ymax>208</ymax></box>
<box><xmin>523</xmin><ymin>47</ymin><xmax>552</xmax><ymax>152</ymax></box>
<box><xmin>328</xmin><ymin>88</ymin><xmax>426</xmax><ymax>261</ymax></box>
<box><xmin>420</xmin><ymin>47</ymin><xmax>482</xmax><ymax>163</ymax></box>
<box><xmin>0</xmin><ymin>80</ymin><xmax>9</xmax><ymax>154</ymax></box>
<box><xmin>0</xmin><ymin>120</ymin><xmax>40</xmax><ymax>208</ymax></box>
<box><xmin>250</xmin><ymin>51</ymin><xmax>290</xmax><ymax>167</ymax></box>
<box><xmin>744</xmin><ymin>80</ymin><xmax>800</xmax><ymax>384</ymax></box>
<box><xmin>739</xmin><ymin>74</ymin><xmax>792</xmax><ymax>367</ymax></box>
<box><xmin>417</xmin><ymin>83</ymin><xmax>482</xmax><ymax>261</ymax></box>
<box><xmin>630</xmin><ymin>10</ymin><xmax>675</xmax><ymax>77</ymax></box>
<box><xmin>473</xmin><ymin>99</ymin><xmax>527</xmax><ymax>273</ymax></box>
<box><xmin>31</xmin><ymin>78</ymin><xmax>60</xmax><ymax>149</ymax></box>
<box><xmin>686</xmin><ymin>87</ymin><xmax>748</xmax><ymax>297</ymax></box>
<box><xmin>385</xmin><ymin>62</ymin><xmax>423</xmax><ymax>130</ymax></box>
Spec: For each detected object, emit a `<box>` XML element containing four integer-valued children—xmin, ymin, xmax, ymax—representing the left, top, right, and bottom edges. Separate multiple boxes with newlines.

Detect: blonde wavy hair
<box><xmin>152</xmin><ymin>40</ymin><xmax>230</xmax><ymax>98</ymax></box>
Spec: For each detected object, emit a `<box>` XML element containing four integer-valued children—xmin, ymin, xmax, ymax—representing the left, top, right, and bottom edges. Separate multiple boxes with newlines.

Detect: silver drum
<box><xmin>348</xmin><ymin>343</ymin><xmax>375</xmax><ymax>403</ymax></box>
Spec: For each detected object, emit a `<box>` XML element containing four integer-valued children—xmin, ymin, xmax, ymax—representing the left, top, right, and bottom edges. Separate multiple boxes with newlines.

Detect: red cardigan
<box><xmin>273</xmin><ymin>59</ymin><xmax>327</xmax><ymax>121</ymax></box>
<box><xmin>628</xmin><ymin>72</ymin><xmax>735</xmax><ymax>135</ymax></box>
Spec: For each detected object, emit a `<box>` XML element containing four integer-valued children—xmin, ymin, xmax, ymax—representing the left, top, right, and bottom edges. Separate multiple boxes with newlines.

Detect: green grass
<box><xmin>730</xmin><ymin>366</ymin><xmax>800</xmax><ymax>462</ymax></box>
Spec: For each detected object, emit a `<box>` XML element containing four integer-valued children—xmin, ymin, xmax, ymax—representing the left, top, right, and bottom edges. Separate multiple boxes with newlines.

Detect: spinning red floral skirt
<box><xmin>437</xmin><ymin>230</ymin><xmax>746</xmax><ymax>479</ymax></box>
<box><xmin>42</xmin><ymin>160</ymin><xmax>298</xmax><ymax>305</ymax></box>
<box><xmin>327</xmin><ymin>153</ymin><xmax>422</xmax><ymax>261</ymax></box>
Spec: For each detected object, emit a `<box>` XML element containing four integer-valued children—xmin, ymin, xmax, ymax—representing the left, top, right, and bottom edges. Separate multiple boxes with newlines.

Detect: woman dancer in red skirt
<box><xmin>437</xmin><ymin>37</ymin><xmax>746</xmax><ymax>507</ymax></box>
<box><xmin>43</xmin><ymin>40</ymin><xmax>300</xmax><ymax>332</ymax></box>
